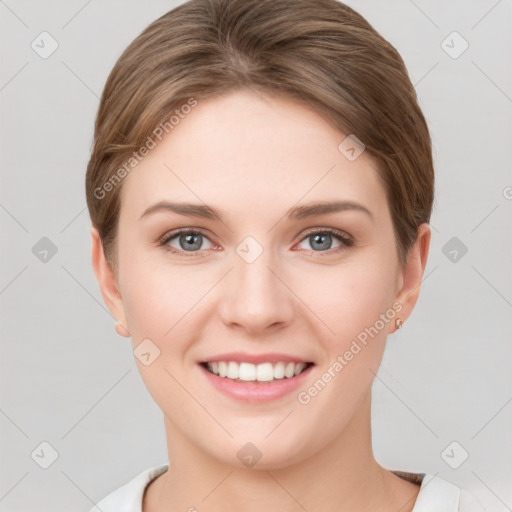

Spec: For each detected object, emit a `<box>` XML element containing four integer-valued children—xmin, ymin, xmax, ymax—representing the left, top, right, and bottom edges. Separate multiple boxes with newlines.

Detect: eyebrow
<box><xmin>139</xmin><ymin>199</ymin><xmax>373</xmax><ymax>222</ymax></box>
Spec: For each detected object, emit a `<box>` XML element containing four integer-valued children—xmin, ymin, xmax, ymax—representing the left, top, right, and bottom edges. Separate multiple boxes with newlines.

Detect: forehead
<box><xmin>119</xmin><ymin>89</ymin><xmax>387</xmax><ymax>223</ymax></box>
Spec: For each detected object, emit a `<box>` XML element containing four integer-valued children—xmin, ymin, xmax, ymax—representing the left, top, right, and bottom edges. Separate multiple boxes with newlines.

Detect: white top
<box><xmin>88</xmin><ymin>464</ymin><xmax>487</xmax><ymax>512</ymax></box>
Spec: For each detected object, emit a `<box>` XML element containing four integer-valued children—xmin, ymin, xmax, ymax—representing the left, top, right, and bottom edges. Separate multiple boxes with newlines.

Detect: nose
<box><xmin>217</xmin><ymin>241</ymin><xmax>295</xmax><ymax>336</ymax></box>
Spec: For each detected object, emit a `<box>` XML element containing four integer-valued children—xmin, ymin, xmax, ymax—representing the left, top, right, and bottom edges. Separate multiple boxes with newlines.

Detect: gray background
<box><xmin>1</xmin><ymin>1</ymin><xmax>511</xmax><ymax>511</ymax></box>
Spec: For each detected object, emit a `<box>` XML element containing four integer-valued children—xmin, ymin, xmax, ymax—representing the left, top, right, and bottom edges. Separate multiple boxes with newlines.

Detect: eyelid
<box><xmin>158</xmin><ymin>227</ymin><xmax>217</xmax><ymax>257</ymax></box>
<box><xmin>158</xmin><ymin>227</ymin><xmax>212</xmax><ymax>246</ymax></box>
<box><xmin>299</xmin><ymin>226</ymin><xmax>353</xmax><ymax>244</ymax></box>
<box><xmin>159</xmin><ymin>226</ymin><xmax>354</xmax><ymax>256</ymax></box>
<box><xmin>295</xmin><ymin>227</ymin><xmax>354</xmax><ymax>255</ymax></box>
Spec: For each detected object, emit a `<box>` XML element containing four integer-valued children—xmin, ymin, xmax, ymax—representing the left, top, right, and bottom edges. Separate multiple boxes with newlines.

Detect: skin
<box><xmin>91</xmin><ymin>88</ymin><xmax>430</xmax><ymax>512</ymax></box>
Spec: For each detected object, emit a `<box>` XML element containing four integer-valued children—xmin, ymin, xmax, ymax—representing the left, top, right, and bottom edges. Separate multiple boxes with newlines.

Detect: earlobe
<box><xmin>90</xmin><ymin>225</ymin><xmax>130</xmax><ymax>336</ymax></box>
<box><xmin>114</xmin><ymin>321</ymin><xmax>131</xmax><ymax>337</ymax></box>
<box><xmin>391</xmin><ymin>223</ymin><xmax>431</xmax><ymax>332</ymax></box>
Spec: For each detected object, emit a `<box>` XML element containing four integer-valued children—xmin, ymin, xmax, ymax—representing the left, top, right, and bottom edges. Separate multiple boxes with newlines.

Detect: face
<box><xmin>92</xmin><ymin>89</ymin><xmax>429</xmax><ymax>470</ymax></box>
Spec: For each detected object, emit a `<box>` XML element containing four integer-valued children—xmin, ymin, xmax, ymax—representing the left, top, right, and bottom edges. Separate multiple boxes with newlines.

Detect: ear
<box><xmin>390</xmin><ymin>223</ymin><xmax>431</xmax><ymax>333</ymax></box>
<box><xmin>90</xmin><ymin>225</ymin><xmax>130</xmax><ymax>337</ymax></box>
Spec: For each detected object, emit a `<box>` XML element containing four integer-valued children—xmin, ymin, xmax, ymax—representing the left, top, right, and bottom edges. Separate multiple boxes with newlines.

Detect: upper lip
<box><xmin>199</xmin><ymin>352</ymin><xmax>314</xmax><ymax>365</ymax></box>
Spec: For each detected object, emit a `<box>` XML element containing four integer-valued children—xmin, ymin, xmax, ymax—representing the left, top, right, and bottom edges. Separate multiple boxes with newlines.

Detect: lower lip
<box><xmin>199</xmin><ymin>364</ymin><xmax>314</xmax><ymax>403</ymax></box>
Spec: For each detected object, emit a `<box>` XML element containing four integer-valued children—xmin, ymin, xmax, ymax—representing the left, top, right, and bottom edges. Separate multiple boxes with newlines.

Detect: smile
<box><xmin>202</xmin><ymin>361</ymin><xmax>314</xmax><ymax>383</ymax></box>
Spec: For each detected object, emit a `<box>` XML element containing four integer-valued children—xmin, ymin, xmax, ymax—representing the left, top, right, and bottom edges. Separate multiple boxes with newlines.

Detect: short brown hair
<box><xmin>85</xmin><ymin>0</ymin><xmax>434</xmax><ymax>271</ymax></box>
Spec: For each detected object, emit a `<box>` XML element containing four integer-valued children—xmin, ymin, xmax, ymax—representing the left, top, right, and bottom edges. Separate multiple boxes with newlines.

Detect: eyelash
<box><xmin>158</xmin><ymin>227</ymin><xmax>354</xmax><ymax>257</ymax></box>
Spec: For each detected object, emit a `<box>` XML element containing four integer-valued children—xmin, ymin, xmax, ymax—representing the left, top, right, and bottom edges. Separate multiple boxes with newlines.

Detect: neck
<box><xmin>145</xmin><ymin>390</ymin><xmax>419</xmax><ymax>512</ymax></box>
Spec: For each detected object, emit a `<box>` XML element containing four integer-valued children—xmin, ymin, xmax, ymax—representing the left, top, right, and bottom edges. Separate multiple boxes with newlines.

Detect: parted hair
<box><xmin>85</xmin><ymin>0</ymin><xmax>434</xmax><ymax>272</ymax></box>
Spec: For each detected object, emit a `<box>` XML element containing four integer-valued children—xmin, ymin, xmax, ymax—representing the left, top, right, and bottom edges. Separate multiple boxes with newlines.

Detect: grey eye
<box><xmin>167</xmin><ymin>231</ymin><xmax>214</xmax><ymax>252</ymax></box>
<box><xmin>298</xmin><ymin>231</ymin><xmax>343</xmax><ymax>252</ymax></box>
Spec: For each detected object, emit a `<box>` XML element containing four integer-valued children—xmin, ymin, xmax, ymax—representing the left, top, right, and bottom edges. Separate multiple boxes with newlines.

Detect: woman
<box><xmin>86</xmin><ymin>0</ymin><xmax>486</xmax><ymax>510</ymax></box>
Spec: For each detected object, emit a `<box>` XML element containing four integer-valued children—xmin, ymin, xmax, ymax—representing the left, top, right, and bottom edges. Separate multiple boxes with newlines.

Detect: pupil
<box><xmin>312</xmin><ymin>233</ymin><xmax>331</xmax><ymax>250</ymax></box>
<box><xmin>182</xmin><ymin>233</ymin><xmax>201</xmax><ymax>250</ymax></box>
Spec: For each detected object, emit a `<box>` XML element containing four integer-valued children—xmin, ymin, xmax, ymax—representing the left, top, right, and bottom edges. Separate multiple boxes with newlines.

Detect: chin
<box><xmin>207</xmin><ymin>434</ymin><xmax>312</xmax><ymax>472</ymax></box>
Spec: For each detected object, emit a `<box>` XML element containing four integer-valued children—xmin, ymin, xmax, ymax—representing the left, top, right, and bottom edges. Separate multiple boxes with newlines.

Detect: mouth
<box><xmin>199</xmin><ymin>360</ymin><xmax>315</xmax><ymax>383</ymax></box>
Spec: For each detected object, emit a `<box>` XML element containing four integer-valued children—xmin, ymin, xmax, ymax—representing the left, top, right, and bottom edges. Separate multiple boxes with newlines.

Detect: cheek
<box><xmin>120</xmin><ymin>252</ymin><xmax>204</xmax><ymax>340</ymax></box>
<box><xmin>121</xmin><ymin>245</ymin><xmax>398</xmax><ymax>349</ymax></box>
<box><xmin>292</xmin><ymin>262</ymin><xmax>397</xmax><ymax>423</ymax></box>
<box><xmin>295</xmin><ymin>256</ymin><xmax>398</xmax><ymax>346</ymax></box>
<box><xmin>120</xmin><ymin>261</ymin><xmax>205</xmax><ymax>410</ymax></box>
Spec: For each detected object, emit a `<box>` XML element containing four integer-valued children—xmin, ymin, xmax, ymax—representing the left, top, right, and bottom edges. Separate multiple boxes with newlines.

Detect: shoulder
<box><xmin>414</xmin><ymin>474</ymin><xmax>487</xmax><ymax>512</ymax></box>
<box><xmin>459</xmin><ymin>488</ymin><xmax>488</xmax><ymax>512</ymax></box>
<box><xmin>392</xmin><ymin>471</ymin><xmax>487</xmax><ymax>512</ymax></box>
<box><xmin>88</xmin><ymin>464</ymin><xmax>169</xmax><ymax>512</ymax></box>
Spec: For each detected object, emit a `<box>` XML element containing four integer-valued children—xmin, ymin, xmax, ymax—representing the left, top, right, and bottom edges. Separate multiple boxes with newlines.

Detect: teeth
<box><xmin>227</xmin><ymin>361</ymin><xmax>238</xmax><ymax>379</ymax></box>
<box><xmin>284</xmin><ymin>362</ymin><xmax>295</xmax><ymax>378</ymax></box>
<box><xmin>218</xmin><ymin>361</ymin><xmax>227</xmax><ymax>377</ymax></box>
<box><xmin>205</xmin><ymin>361</ymin><xmax>309</xmax><ymax>381</ymax></box>
<box><xmin>239</xmin><ymin>362</ymin><xmax>256</xmax><ymax>381</ymax></box>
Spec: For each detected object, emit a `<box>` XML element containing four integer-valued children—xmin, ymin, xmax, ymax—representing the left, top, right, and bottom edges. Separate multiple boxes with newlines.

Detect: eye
<box><xmin>159</xmin><ymin>229</ymin><xmax>215</xmax><ymax>256</ymax></box>
<box><xmin>159</xmin><ymin>227</ymin><xmax>354</xmax><ymax>257</ymax></box>
<box><xmin>296</xmin><ymin>228</ymin><xmax>353</xmax><ymax>254</ymax></box>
